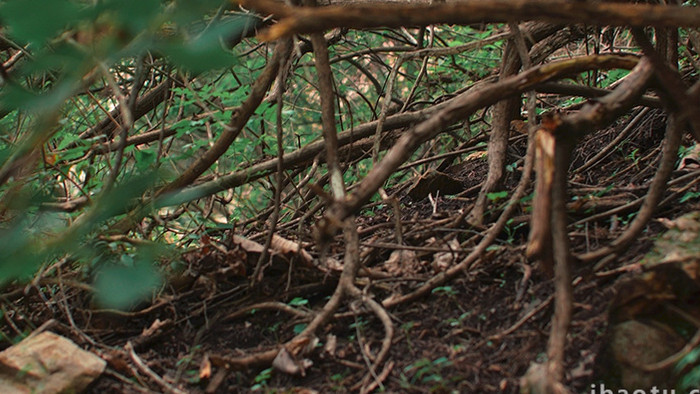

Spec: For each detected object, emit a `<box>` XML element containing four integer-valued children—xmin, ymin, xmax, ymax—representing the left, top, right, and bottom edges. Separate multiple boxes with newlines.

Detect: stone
<box><xmin>0</xmin><ymin>331</ymin><xmax>106</xmax><ymax>393</ymax></box>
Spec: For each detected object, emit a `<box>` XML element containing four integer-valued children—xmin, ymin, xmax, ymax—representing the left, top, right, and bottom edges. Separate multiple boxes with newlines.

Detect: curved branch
<box><xmin>323</xmin><ymin>54</ymin><xmax>641</xmax><ymax>230</ymax></box>
<box><xmin>238</xmin><ymin>0</ymin><xmax>700</xmax><ymax>41</ymax></box>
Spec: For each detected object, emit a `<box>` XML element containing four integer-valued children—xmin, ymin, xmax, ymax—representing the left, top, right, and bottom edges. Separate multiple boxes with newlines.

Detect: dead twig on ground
<box><xmin>126</xmin><ymin>341</ymin><xmax>187</xmax><ymax>394</ymax></box>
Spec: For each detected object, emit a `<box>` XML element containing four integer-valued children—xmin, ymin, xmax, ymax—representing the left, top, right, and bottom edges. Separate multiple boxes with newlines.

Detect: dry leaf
<box><xmin>216</xmin><ymin>260</ymin><xmax>246</xmax><ymax>278</ymax></box>
<box><xmin>678</xmin><ymin>144</ymin><xmax>700</xmax><ymax>171</ymax></box>
<box><xmin>271</xmin><ymin>234</ymin><xmax>314</xmax><ymax>265</ymax></box>
<box><xmin>432</xmin><ymin>238</ymin><xmax>460</xmax><ymax>272</ymax></box>
<box><xmin>323</xmin><ymin>257</ymin><xmax>344</xmax><ymax>271</ymax></box>
<box><xmin>272</xmin><ymin>348</ymin><xmax>313</xmax><ymax>376</ymax></box>
<box><xmin>324</xmin><ymin>334</ymin><xmax>337</xmax><ymax>357</ymax></box>
<box><xmin>287</xmin><ymin>336</ymin><xmax>311</xmax><ymax>357</ymax></box>
<box><xmin>199</xmin><ymin>354</ymin><xmax>212</xmax><ymax>379</ymax></box>
<box><xmin>290</xmin><ymin>388</ymin><xmax>319</xmax><ymax>394</ymax></box>
<box><xmin>232</xmin><ymin>235</ymin><xmax>264</xmax><ymax>254</ymax></box>
<box><xmin>384</xmin><ymin>249</ymin><xmax>420</xmax><ymax>275</ymax></box>
<box><xmin>273</xmin><ymin>348</ymin><xmax>300</xmax><ymax>375</ymax></box>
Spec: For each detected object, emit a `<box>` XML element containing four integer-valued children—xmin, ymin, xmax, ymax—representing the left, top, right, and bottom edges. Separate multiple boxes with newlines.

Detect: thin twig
<box><xmin>578</xmin><ymin>112</ymin><xmax>684</xmax><ymax>265</ymax></box>
<box><xmin>252</xmin><ymin>41</ymin><xmax>293</xmax><ymax>284</ymax></box>
<box><xmin>126</xmin><ymin>341</ymin><xmax>187</xmax><ymax>394</ymax></box>
<box><xmin>488</xmin><ymin>295</ymin><xmax>554</xmax><ymax>341</ymax></box>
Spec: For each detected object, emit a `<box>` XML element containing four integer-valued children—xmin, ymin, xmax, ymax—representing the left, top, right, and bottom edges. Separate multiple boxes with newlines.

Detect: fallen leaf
<box><xmin>232</xmin><ymin>235</ymin><xmax>264</xmax><ymax>254</ymax></box>
<box><xmin>199</xmin><ymin>354</ymin><xmax>212</xmax><ymax>379</ymax></box>
<box><xmin>384</xmin><ymin>249</ymin><xmax>420</xmax><ymax>275</ymax></box>
<box><xmin>324</xmin><ymin>334</ymin><xmax>337</xmax><ymax>357</ymax></box>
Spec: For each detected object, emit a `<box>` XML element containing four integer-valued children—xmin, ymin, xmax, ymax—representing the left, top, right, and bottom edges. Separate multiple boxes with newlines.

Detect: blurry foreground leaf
<box><xmin>160</xmin><ymin>16</ymin><xmax>255</xmax><ymax>73</ymax></box>
<box><xmin>93</xmin><ymin>254</ymin><xmax>162</xmax><ymax>310</ymax></box>
<box><xmin>0</xmin><ymin>171</ymin><xmax>161</xmax><ymax>286</ymax></box>
<box><xmin>0</xmin><ymin>0</ymin><xmax>83</xmax><ymax>45</ymax></box>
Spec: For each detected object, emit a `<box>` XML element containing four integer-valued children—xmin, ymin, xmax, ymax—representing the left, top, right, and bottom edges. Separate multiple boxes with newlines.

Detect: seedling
<box><xmin>432</xmin><ymin>286</ymin><xmax>459</xmax><ymax>297</ymax></box>
<box><xmin>251</xmin><ymin>367</ymin><xmax>273</xmax><ymax>391</ymax></box>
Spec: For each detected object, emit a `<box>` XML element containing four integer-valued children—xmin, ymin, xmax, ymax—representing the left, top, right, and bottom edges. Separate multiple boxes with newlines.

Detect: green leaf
<box><xmin>161</xmin><ymin>41</ymin><xmax>235</xmax><ymax>74</ymax></box>
<box><xmin>19</xmin><ymin>44</ymin><xmax>87</xmax><ymax>78</ymax></box>
<box><xmin>0</xmin><ymin>218</ymin><xmax>50</xmax><ymax>284</ymax></box>
<box><xmin>680</xmin><ymin>191</ymin><xmax>700</xmax><ymax>203</ymax></box>
<box><xmin>93</xmin><ymin>256</ymin><xmax>162</xmax><ymax>310</ymax></box>
<box><xmin>100</xmin><ymin>0</ymin><xmax>162</xmax><ymax>34</ymax></box>
<box><xmin>288</xmin><ymin>297</ymin><xmax>309</xmax><ymax>307</ymax></box>
<box><xmin>134</xmin><ymin>148</ymin><xmax>156</xmax><ymax>171</ymax></box>
<box><xmin>292</xmin><ymin>323</ymin><xmax>307</xmax><ymax>335</ymax></box>
<box><xmin>0</xmin><ymin>80</ymin><xmax>76</xmax><ymax>112</ymax></box>
<box><xmin>0</xmin><ymin>0</ymin><xmax>83</xmax><ymax>45</ymax></box>
<box><xmin>486</xmin><ymin>190</ymin><xmax>508</xmax><ymax>201</ymax></box>
<box><xmin>56</xmin><ymin>131</ymin><xmax>83</xmax><ymax>150</ymax></box>
<box><xmin>170</xmin><ymin>0</ymin><xmax>227</xmax><ymax>25</ymax></box>
<box><xmin>90</xmin><ymin>171</ymin><xmax>161</xmax><ymax>224</ymax></box>
<box><xmin>159</xmin><ymin>17</ymin><xmax>253</xmax><ymax>73</ymax></box>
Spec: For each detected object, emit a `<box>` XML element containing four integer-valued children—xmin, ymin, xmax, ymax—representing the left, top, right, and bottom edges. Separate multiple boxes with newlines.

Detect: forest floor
<box><xmin>7</xmin><ymin>108</ymin><xmax>700</xmax><ymax>393</ymax></box>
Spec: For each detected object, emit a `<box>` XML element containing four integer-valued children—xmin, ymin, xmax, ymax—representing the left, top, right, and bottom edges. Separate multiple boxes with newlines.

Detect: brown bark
<box><xmin>469</xmin><ymin>40</ymin><xmax>521</xmax><ymax>225</ymax></box>
<box><xmin>78</xmin><ymin>79</ymin><xmax>174</xmax><ymax>142</ymax></box>
<box><xmin>470</xmin><ymin>22</ymin><xmax>567</xmax><ymax>225</ymax></box>
<box><xmin>238</xmin><ymin>0</ymin><xmax>700</xmax><ymax>41</ymax></box>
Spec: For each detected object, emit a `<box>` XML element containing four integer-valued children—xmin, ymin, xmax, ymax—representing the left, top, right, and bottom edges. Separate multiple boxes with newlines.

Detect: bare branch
<box><xmin>238</xmin><ymin>0</ymin><xmax>700</xmax><ymax>41</ymax></box>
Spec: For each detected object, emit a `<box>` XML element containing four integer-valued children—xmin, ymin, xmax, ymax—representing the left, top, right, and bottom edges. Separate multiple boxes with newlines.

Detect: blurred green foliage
<box><xmin>0</xmin><ymin>12</ymin><xmax>515</xmax><ymax>308</ymax></box>
<box><xmin>0</xmin><ymin>0</ymin><xmax>254</xmax><ymax>308</ymax></box>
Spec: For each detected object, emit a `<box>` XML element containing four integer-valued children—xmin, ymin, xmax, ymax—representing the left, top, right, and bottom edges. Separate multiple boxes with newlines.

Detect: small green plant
<box><xmin>287</xmin><ymin>297</ymin><xmax>309</xmax><ymax>307</ymax></box>
<box><xmin>486</xmin><ymin>190</ymin><xmax>508</xmax><ymax>202</ymax></box>
<box><xmin>676</xmin><ymin>347</ymin><xmax>700</xmax><ymax>391</ymax></box>
<box><xmin>444</xmin><ymin>312</ymin><xmax>471</xmax><ymax>327</ymax></box>
<box><xmin>627</xmin><ymin>147</ymin><xmax>641</xmax><ymax>167</ymax></box>
<box><xmin>251</xmin><ymin>367</ymin><xmax>273</xmax><ymax>391</ymax></box>
<box><xmin>678</xmin><ymin>144</ymin><xmax>694</xmax><ymax>161</ymax></box>
<box><xmin>400</xmin><ymin>356</ymin><xmax>453</xmax><ymax>390</ymax></box>
<box><xmin>486</xmin><ymin>244</ymin><xmax>502</xmax><ymax>252</ymax></box>
<box><xmin>329</xmin><ymin>370</ymin><xmax>350</xmax><ymax>391</ymax></box>
<box><xmin>504</xmin><ymin>218</ymin><xmax>526</xmax><ymax>244</ymax></box>
<box><xmin>292</xmin><ymin>323</ymin><xmax>307</xmax><ymax>335</ymax></box>
<box><xmin>401</xmin><ymin>321</ymin><xmax>417</xmax><ymax>351</ymax></box>
<box><xmin>600</xmin><ymin>69</ymin><xmax>630</xmax><ymax>88</ymax></box>
<box><xmin>401</xmin><ymin>321</ymin><xmax>416</xmax><ymax>332</ymax></box>
<box><xmin>432</xmin><ymin>286</ymin><xmax>459</xmax><ymax>297</ymax></box>
<box><xmin>619</xmin><ymin>212</ymin><xmax>637</xmax><ymax>226</ymax></box>
<box><xmin>593</xmin><ymin>184</ymin><xmax>615</xmax><ymax>198</ymax></box>
<box><xmin>182</xmin><ymin>368</ymin><xmax>201</xmax><ymax>384</ymax></box>
<box><xmin>349</xmin><ymin>317</ymin><xmax>368</xmax><ymax>331</ymax></box>
<box><xmin>680</xmin><ymin>191</ymin><xmax>700</xmax><ymax>203</ymax></box>
<box><xmin>265</xmin><ymin>322</ymin><xmax>282</xmax><ymax>335</ymax></box>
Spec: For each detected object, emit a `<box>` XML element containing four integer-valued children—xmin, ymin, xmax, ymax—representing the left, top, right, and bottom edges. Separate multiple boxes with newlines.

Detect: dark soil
<box><xmin>4</xmin><ymin>108</ymin><xmax>700</xmax><ymax>393</ymax></box>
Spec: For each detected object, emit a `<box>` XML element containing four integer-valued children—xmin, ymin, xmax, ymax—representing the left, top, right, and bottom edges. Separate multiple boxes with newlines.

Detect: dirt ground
<box><xmin>4</xmin><ymin>108</ymin><xmax>700</xmax><ymax>393</ymax></box>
